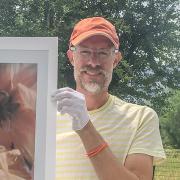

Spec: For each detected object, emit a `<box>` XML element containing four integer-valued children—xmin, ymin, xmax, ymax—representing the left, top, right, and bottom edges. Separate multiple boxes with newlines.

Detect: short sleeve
<box><xmin>128</xmin><ymin>107</ymin><xmax>166</xmax><ymax>165</ymax></box>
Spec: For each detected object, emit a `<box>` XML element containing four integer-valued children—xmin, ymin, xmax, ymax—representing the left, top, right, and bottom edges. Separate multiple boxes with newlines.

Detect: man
<box><xmin>52</xmin><ymin>17</ymin><xmax>166</xmax><ymax>180</ymax></box>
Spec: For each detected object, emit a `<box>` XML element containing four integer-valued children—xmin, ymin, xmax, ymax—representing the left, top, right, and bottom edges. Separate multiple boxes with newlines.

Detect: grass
<box><xmin>154</xmin><ymin>149</ymin><xmax>180</xmax><ymax>180</ymax></box>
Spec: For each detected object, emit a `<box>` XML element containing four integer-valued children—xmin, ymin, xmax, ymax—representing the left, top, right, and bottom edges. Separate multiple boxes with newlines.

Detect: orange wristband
<box><xmin>85</xmin><ymin>142</ymin><xmax>108</xmax><ymax>158</ymax></box>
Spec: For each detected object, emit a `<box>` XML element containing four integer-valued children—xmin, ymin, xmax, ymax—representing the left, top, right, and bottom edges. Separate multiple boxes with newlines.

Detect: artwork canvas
<box><xmin>0</xmin><ymin>37</ymin><xmax>58</xmax><ymax>180</ymax></box>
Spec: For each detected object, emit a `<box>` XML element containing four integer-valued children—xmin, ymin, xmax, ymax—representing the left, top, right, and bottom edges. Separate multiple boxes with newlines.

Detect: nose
<box><xmin>87</xmin><ymin>52</ymin><xmax>101</xmax><ymax>68</ymax></box>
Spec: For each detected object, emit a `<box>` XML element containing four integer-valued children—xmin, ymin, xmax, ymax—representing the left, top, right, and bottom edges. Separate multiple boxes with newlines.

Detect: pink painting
<box><xmin>0</xmin><ymin>63</ymin><xmax>37</xmax><ymax>179</ymax></box>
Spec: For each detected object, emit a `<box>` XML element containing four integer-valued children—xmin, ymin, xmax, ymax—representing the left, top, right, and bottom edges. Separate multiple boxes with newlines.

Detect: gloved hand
<box><xmin>52</xmin><ymin>87</ymin><xmax>90</xmax><ymax>131</ymax></box>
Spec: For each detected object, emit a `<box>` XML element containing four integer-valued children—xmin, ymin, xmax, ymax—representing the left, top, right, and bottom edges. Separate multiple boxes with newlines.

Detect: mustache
<box><xmin>80</xmin><ymin>66</ymin><xmax>105</xmax><ymax>75</ymax></box>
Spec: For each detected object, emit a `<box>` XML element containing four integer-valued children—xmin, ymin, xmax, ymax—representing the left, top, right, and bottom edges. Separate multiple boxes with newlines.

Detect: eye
<box><xmin>98</xmin><ymin>51</ymin><xmax>108</xmax><ymax>56</ymax></box>
<box><xmin>80</xmin><ymin>50</ymin><xmax>91</xmax><ymax>55</ymax></box>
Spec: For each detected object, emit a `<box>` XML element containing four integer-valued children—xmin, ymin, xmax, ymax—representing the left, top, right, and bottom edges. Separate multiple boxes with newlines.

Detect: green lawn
<box><xmin>154</xmin><ymin>149</ymin><xmax>180</xmax><ymax>180</ymax></box>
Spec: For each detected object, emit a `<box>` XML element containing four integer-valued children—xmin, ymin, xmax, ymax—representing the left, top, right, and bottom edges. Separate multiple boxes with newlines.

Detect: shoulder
<box><xmin>111</xmin><ymin>95</ymin><xmax>159</xmax><ymax>121</ymax></box>
<box><xmin>112</xmin><ymin>95</ymin><xmax>153</xmax><ymax>111</ymax></box>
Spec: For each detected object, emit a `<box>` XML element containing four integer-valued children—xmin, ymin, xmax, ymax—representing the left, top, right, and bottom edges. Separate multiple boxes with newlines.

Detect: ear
<box><xmin>67</xmin><ymin>49</ymin><xmax>74</xmax><ymax>66</ymax></box>
<box><xmin>113</xmin><ymin>52</ymin><xmax>122</xmax><ymax>69</ymax></box>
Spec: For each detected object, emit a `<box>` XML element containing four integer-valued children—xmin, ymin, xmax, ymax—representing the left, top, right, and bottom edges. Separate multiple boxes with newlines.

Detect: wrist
<box><xmin>76</xmin><ymin>121</ymin><xmax>105</xmax><ymax>151</ymax></box>
<box><xmin>75</xmin><ymin>120</ymin><xmax>92</xmax><ymax>135</ymax></box>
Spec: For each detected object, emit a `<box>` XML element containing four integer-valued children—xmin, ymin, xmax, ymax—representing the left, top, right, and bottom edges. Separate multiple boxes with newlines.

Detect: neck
<box><xmin>76</xmin><ymin>87</ymin><xmax>109</xmax><ymax>111</ymax></box>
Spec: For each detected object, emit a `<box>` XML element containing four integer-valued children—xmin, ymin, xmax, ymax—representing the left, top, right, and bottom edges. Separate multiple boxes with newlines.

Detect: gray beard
<box><xmin>74</xmin><ymin>67</ymin><xmax>112</xmax><ymax>95</ymax></box>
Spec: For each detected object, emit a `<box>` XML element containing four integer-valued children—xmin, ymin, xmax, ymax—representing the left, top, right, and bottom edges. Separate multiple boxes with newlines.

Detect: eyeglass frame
<box><xmin>70</xmin><ymin>46</ymin><xmax>119</xmax><ymax>61</ymax></box>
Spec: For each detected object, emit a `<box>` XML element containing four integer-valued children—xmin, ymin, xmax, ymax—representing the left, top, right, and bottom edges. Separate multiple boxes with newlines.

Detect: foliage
<box><xmin>154</xmin><ymin>149</ymin><xmax>180</xmax><ymax>179</ymax></box>
<box><xmin>0</xmin><ymin>0</ymin><xmax>179</xmax><ymax>113</ymax></box>
<box><xmin>160</xmin><ymin>90</ymin><xmax>180</xmax><ymax>148</ymax></box>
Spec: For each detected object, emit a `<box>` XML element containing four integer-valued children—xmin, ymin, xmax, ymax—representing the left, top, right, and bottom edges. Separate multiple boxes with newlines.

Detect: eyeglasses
<box><xmin>70</xmin><ymin>46</ymin><xmax>119</xmax><ymax>61</ymax></box>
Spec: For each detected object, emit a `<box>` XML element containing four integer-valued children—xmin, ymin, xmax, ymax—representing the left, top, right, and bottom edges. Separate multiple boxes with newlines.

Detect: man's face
<box><xmin>71</xmin><ymin>35</ymin><xmax>120</xmax><ymax>94</ymax></box>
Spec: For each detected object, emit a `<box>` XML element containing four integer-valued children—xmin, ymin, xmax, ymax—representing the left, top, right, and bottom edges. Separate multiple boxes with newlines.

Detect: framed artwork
<box><xmin>0</xmin><ymin>37</ymin><xmax>58</xmax><ymax>180</ymax></box>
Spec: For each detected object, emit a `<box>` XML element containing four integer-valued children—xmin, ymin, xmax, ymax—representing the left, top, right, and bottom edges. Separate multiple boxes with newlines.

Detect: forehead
<box><xmin>78</xmin><ymin>35</ymin><xmax>114</xmax><ymax>48</ymax></box>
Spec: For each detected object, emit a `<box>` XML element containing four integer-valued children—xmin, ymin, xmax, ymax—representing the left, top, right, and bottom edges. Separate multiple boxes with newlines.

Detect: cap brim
<box><xmin>71</xmin><ymin>31</ymin><xmax>118</xmax><ymax>49</ymax></box>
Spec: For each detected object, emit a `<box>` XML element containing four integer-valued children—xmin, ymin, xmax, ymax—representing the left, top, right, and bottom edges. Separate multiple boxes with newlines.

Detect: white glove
<box><xmin>52</xmin><ymin>87</ymin><xmax>90</xmax><ymax>131</ymax></box>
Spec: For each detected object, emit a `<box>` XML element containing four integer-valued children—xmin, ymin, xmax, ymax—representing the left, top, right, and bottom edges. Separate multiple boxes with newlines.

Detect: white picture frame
<box><xmin>0</xmin><ymin>37</ymin><xmax>58</xmax><ymax>180</ymax></box>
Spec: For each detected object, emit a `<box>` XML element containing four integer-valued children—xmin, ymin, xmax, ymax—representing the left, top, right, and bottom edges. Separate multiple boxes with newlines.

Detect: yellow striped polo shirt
<box><xmin>56</xmin><ymin>94</ymin><xmax>166</xmax><ymax>180</ymax></box>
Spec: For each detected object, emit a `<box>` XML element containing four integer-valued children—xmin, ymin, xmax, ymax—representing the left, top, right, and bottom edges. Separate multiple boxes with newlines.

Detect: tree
<box><xmin>160</xmin><ymin>90</ymin><xmax>180</xmax><ymax>148</ymax></box>
<box><xmin>0</xmin><ymin>0</ymin><xmax>179</xmax><ymax>114</ymax></box>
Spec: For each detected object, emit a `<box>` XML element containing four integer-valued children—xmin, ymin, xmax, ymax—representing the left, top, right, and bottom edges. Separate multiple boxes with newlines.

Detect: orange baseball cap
<box><xmin>69</xmin><ymin>17</ymin><xmax>119</xmax><ymax>49</ymax></box>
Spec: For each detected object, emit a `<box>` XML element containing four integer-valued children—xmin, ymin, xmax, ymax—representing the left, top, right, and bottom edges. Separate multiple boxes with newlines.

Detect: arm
<box><xmin>77</xmin><ymin>121</ymin><xmax>153</xmax><ymax>180</ymax></box>
<box><xmin>52</xmin><ymin>87</ymin><xmax>153</xmax><ymax>180</ymax></box>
